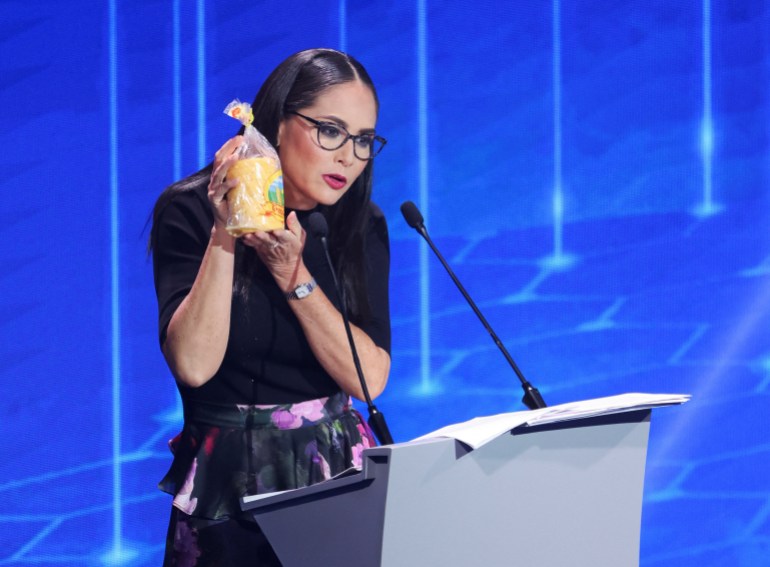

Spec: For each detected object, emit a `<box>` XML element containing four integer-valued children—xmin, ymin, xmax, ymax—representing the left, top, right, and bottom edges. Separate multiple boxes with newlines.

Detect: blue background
<box><xmin>1</xmin><ymin>1</ymin><xmax>768</xmax><ymax>565</ymax></box>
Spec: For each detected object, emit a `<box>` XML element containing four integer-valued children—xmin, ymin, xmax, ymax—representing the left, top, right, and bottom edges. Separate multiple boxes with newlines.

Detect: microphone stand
<box><xmin>401</xmin><ymin>202</ymin><xmax>546</xmax><ymax>410</ymax></box>
<box><xmin>310</xmin><ymin>213</ymin><xmax>394</xmax><ymax>445</ymax></box>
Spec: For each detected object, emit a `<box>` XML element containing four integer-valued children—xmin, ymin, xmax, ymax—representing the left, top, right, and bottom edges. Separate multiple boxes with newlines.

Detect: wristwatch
<box><xmin>285</xmin><ymin>278</ymin><xmax>317</xmax><ymax>300</ymax></box>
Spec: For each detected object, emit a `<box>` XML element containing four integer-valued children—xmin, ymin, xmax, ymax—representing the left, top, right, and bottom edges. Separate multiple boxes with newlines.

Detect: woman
<box><xmin>150</xmin><ymin>48</ymin><xmax>391</xmax><ymax>565</ymax></box>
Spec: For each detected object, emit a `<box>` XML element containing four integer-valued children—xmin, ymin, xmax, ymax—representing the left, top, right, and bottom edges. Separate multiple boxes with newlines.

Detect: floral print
<box><xmin>159</xmin><ymin>391</ymin><xmax>376</xmax><ymax>521</ymax></box>
<box><xmin>269</xmin><ymin>398</ymin><xmax>327</xmax><ymax>429</ymax></box>
<box><xmin>173</xmin><ymin>457</ymin><xmax>199</xmax><ymax>515</ymax></box>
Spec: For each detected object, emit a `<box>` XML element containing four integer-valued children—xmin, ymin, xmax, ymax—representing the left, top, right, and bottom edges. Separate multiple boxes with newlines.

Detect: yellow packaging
<box><xmin>226</xmin><ymin>156</ymin><xmax>285</xmax><ymax>235</ymax></box>
<box><xmin>222</xmin><ymin>99</ymin><xmax>285</xmax><ymax>235</ymax></box>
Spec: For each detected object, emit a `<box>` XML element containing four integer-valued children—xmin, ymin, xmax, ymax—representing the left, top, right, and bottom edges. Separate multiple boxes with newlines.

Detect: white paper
<box><xmin>241</xmin><ymin>465</ymin><xmax>362</xmax><ymax>504</ymax></box>
<box><xmin>411</xmin><ymin>392</ymin><xmax>690</xmax><ymax>450</ymax></box>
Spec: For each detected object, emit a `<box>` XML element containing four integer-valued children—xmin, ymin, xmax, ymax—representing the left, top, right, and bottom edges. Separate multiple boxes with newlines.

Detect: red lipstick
<box><xmin>323</xmin><ymin>173</ymin><xmax>347</xmax><ymax>190</ymax></box>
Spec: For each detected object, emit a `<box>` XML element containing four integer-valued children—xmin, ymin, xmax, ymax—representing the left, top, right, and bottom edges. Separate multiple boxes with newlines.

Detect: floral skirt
<box><xmin>160</xmin><ymin>391</ymin><xmax>376</xmax><ymax>565</ymax></box>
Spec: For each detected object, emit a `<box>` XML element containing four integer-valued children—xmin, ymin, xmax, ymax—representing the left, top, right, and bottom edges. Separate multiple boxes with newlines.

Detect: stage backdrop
<box><xmin>1</xmin><ymin>1</ymin><xmax>768</xmax><ymax>565</ymax></box>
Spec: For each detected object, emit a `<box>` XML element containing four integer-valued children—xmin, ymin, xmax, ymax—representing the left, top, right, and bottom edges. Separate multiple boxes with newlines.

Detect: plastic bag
<box><xmin>223</xmin><ymin>99</ymin><xmax>285</xmax><ymax>235</ymax></box>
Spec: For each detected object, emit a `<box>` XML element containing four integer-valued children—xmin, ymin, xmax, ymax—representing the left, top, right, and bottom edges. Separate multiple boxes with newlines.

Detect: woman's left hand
<box><xmin>241</xmin><ymin>211</ymin><xmax>307</xmax><ymax>290</ymax></box>
<box><xmin>245</xmin><ymin>210</ymin><xmax>390</xmax><ymax>401</ymax></box>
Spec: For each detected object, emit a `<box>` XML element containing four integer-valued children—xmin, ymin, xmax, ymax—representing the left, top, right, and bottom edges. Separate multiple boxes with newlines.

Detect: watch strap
<box><xmin>285</xmin><ymin>278</ymin><xmax>317</xmax><ymax>300</ymax></box>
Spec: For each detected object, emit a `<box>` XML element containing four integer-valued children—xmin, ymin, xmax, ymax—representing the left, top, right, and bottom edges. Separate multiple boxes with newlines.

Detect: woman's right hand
<box><xmin>208</xmin><ymin>135</ymin><xmax>244</xmax><ymax>227</ymax></box>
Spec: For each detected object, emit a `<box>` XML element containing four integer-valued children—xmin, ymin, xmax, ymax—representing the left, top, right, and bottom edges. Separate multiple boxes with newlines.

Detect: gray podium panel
<box><xmin>243</xmin><ymin>410</ymin><xmax>651</xmax><ymax>567</ymax></box>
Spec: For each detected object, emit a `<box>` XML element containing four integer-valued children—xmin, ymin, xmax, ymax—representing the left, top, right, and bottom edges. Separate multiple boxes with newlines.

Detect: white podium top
<box><xmin>412</xmin><ymin>392</ymin><xmax>691</xmax><ymax>449</ymax></box>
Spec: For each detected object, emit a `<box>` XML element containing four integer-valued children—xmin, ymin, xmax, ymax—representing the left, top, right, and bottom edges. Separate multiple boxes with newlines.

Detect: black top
<box><xmin>152</xmin><ymin>182</ymin><xmax>391</xmax><ymax>405</ymax></box>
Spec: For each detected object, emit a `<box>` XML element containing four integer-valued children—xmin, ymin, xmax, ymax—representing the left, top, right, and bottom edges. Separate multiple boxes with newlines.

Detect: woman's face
<box><xmin>277</xmin><ymin>80</ymin><xmax>378</xmax><ymax>210</ymax></box>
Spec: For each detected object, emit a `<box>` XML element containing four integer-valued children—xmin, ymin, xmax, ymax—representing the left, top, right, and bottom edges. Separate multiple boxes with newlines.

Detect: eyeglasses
<box><xmin>287</xmin><ymin>111</ymin><xmax>387</xmax><ymax>160</ymax></box>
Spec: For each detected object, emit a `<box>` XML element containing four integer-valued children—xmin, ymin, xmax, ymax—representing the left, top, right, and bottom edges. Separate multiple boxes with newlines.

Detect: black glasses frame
<box><xmin>287</xmin><ymin>111</ymin><xmax>387</xmax><ymax>160</ymax></box>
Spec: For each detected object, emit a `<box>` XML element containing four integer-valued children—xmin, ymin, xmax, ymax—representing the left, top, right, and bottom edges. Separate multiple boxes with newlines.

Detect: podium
<box><xmin>241</xmin><ymin>401</ymin><xmax>669</xmax><ymax>567</ymax></box>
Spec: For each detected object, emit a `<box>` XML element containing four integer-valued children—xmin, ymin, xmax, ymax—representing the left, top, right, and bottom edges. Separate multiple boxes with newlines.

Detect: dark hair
<box><xmin>150</xmin><ymin>48</ymin><xmax>380</xmax><ymax>322</ymax></box>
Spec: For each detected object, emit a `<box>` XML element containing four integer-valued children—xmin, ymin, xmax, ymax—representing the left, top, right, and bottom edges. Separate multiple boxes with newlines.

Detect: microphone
<box><xmin>308</xmin><ymin>212</ymin><xmax>394</xmax><ymax>445</ymax></box>
<box><xmin>399</xmin><ymin>201</ymin><xmax>547</xmax><ymax>410</ymax></box>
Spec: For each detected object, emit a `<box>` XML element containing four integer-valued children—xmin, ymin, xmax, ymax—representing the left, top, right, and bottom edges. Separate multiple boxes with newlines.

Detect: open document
<box><xmin>411</xmin><ymin>392</ymin><xmax>691</xmax><ymax>450</ymax></box>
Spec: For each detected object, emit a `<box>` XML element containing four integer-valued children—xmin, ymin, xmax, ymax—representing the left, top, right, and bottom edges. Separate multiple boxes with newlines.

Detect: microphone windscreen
<box><xmin>400</xmin><ymin>201</ymin><xmax>424</xmax><ymax>229</ymax></box>
<box><xmin>308</xmin><ymin>212</ymin><xmax>329</xmax><ymax>239</ymax></box>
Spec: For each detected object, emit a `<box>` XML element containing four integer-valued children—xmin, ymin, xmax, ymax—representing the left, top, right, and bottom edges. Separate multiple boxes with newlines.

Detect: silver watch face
<box><xmin>295</xmin><ymin>283</ymin><xmax>312</xmax><ymax>299</ymax></box>
<box><xmin>287</xmin><ymin>279</ymin><xmax>316</xmax><ymax>300</ymax></box>
<box><xmin>286</xmin><ymin>279</ymin><xmax>316</xmax><ymax>299</ymax></box>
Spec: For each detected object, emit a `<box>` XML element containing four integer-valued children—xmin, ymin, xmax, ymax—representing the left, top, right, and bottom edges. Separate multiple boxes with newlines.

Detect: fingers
<box><xmin>246</xmin><ymin>212</ymin><xmax>303</xmax><ymax>246</ymax></box>
<box><xmin>212</xmin><ymin>152</ymin><xmax>241</xmax><ymax>187</ymax></box>
<box><xmin>242</xmin><ymin>229</ymin><xmax>286</xmax><ymax>253</ymax></box>
<box><xmin>242</xmin><ymin>231</ymin><xmax>272</xmax><ymax>249</ymax></box>
<box><xmin>209</xmin><ymin>137</ymin><xmax>244</xmax><ymax>209</ymax></box>
<box><xmin>285</xmin><ymin>211</ymin><xmax>307</xmax><ymax>245</ymax></box>
<box><xmin>211</xmin><ymin>136</ymin><xmax>244</xmax><ymax>190</ymax></box>
<box><xmin>241</xmin><ymin>215</ymin><xmax>305</xmax><ymax>261</ymax></box>
<box><xmin>209</xmin><ymin>169</ymin><xmax>238</xmax><ymax>203</ymax></box>
<box><xmin>242</xmin><ymin>232</ymin><xmax>291</xmax><ymax>268</ymax></box>
<box><xmin>214</xmin><ymin>136</ymin><xmax>244</xmax><ymax>165</ymax></box>
<box><xmin>285</xmin><ymin>211</ymin><xmax>300</xmax><ymax>236</ymax></box>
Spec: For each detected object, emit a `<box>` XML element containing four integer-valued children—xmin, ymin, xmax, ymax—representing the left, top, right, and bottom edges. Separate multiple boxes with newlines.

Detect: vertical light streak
<box><xmin>196</xmin><ymin>0</ymin><xmax>206</xmax><ymax>168</ymax></box>
<box><xmin>170</xmin><ymin>0</ymin><xmax>185</xmax><ymax>422</ymax></box>
<box><xmin>108</xmin><ymin>0</ymin><xmax>123</xmax><ymax>557</ymax></box>
<box><xmin>697</xmin><ymin>0</ymin><xmax>719</xmax><ymax>216</ymax></box>
<box><xmin>417</xmin><ymin>0</ymin><xmax>432</xmax><ymax>392</ymax></box>
<box><xmin>551</xmin><ymin>0</ymin><xmax>564</xmax><ymax>259</ymax></box>
<box><xmin>540</xmin><ymin>0</ymin><xmax>575</xmax><ymax>271</ymax></box>
<box><xmin>339</xmin><ymin>0</ymin><xmax>347</xmax><ymax>53</ymax></box>
<box><xmin>173</xmin><ymin>0</ymin><xmax>182</xmax><ymax>180</ymax></box>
